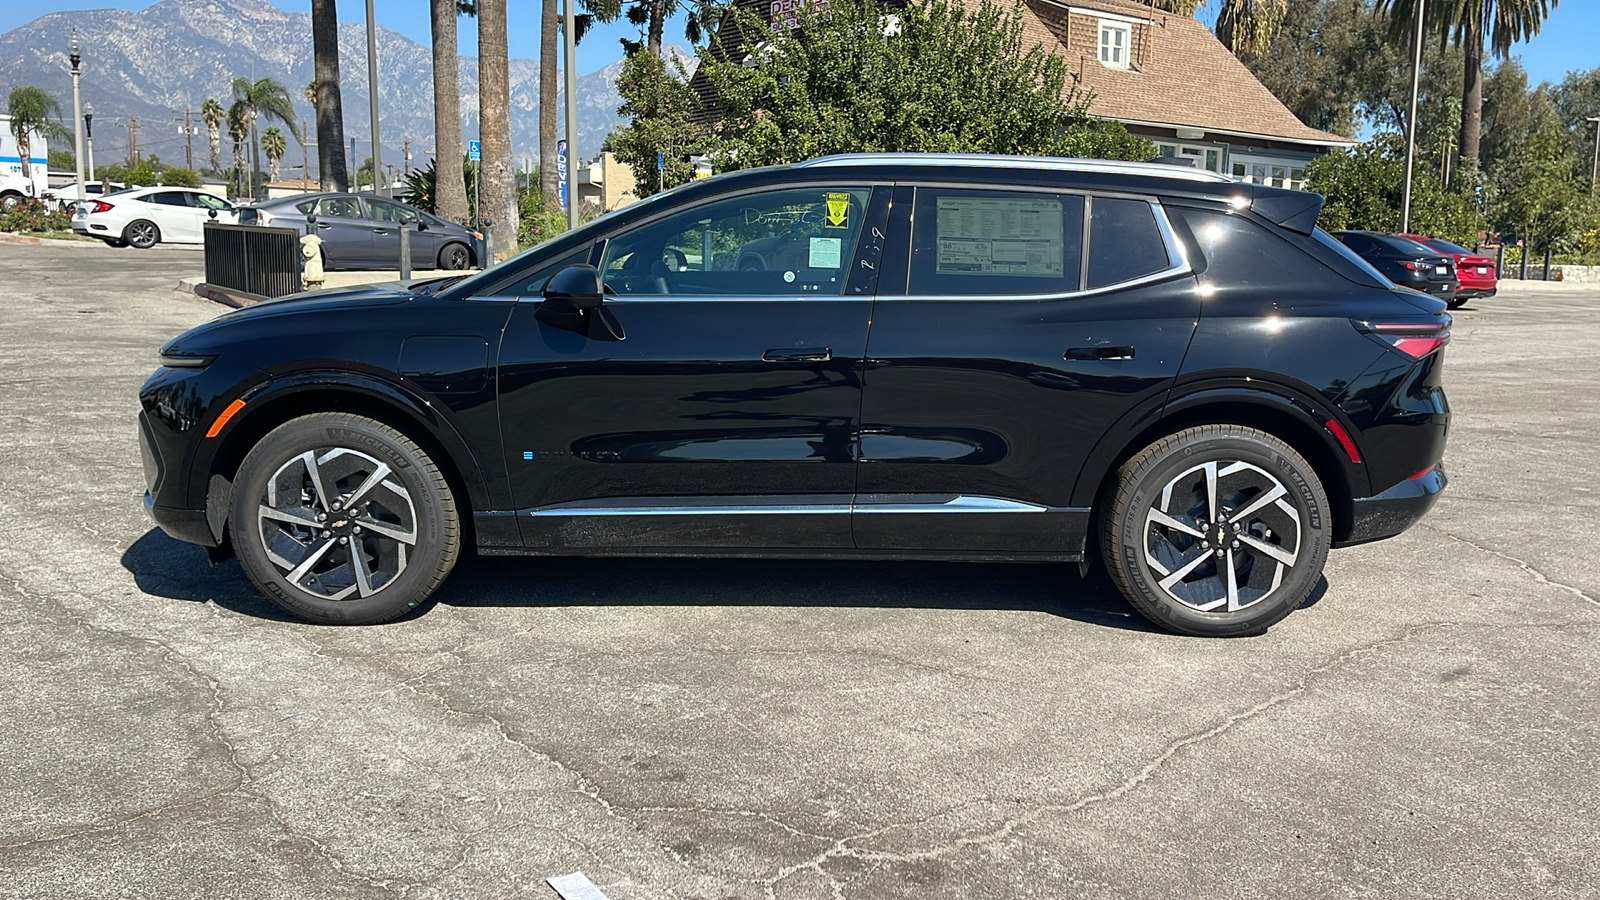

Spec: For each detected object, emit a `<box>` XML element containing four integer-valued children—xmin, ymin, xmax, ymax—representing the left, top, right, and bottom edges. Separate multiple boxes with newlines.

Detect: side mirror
<box><xmin>536</xmin><ymin>264</ymin><xmax>623</xmax><ymax>341</ymax></box>
<box><xmin>542</xmin><ymin>264</ymin><xmax>604</xmax><ymax>312</ymax></box>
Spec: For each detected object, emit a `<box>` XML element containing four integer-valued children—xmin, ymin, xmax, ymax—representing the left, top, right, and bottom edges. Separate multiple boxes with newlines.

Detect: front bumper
<box><xmin>1339</xmin><ymin>464</ymin><xmax>1448</xmax><ymax>547</ymax></box>
<box><xmin>143</xmin><ymin>491</ymin><xmax>218</xmax><ymax>547</ymax></box>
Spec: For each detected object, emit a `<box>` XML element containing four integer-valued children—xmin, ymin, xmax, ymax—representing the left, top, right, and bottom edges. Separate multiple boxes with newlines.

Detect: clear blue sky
<box><xmin>3</xmin><ymin>0</ymin><xmax>1594</xmax><ymax>84</ymax></box>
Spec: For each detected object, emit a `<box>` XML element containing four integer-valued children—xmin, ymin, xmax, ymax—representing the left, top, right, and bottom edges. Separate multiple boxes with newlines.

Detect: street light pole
<box><xmin>563</xmin><ymin>0</ymin><xmax>578</xmax><ymax>230</ymax></box>
<box><xmin>1400</xmin><ymin>0</ymin><xmax>1425</xmax><ymax>234</ymax></box>
<box><xmin>68</xmin><ymin>31</ymin><xmax>86</xmax><ymax>205</ymax></box>
<box><xmin>364</xmin><ymin>0</ymin><xmax>383</xmax><ymax>196</ymax></box>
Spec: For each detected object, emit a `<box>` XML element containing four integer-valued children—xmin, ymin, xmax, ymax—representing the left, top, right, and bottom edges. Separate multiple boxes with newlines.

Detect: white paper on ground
<box><xmin>547</xmin><ymin>871</ymin><xmax>610</xmax><ymax>900</ymax></box>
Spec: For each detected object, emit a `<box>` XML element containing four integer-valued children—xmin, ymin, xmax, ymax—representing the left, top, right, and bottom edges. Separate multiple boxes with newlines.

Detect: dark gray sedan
<box><xmin>238</xmin><ymin>192</ymin><xmax>484</xmax><ymax>271</ymax></box>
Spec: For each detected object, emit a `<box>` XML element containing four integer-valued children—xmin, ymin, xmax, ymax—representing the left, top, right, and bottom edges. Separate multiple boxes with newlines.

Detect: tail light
<box><xmin>256</xmin><ymin>210</ymin><xmax>274</xmax><ymax>226</ymax></box>
<box><xmin>1352</xmin><ymin>319</ymin><xmax>1451</xmax><ymax>359</ymax></box>
<box><xmin>1400</xmin><ymin>260</ymin><xmax>1428</xmax><ymax>271</ymax></box>
<box><xmin>90</xmin><ymin>201</ymin><xmax>114</xmax><ymax>214</ymax></box>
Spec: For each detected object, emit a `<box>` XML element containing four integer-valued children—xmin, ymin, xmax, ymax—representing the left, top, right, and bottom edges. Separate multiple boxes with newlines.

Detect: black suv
<box><xmin>140</xmin><ymin>154</ymin><xmax>1450</xmax><ymax>636</ymax></box>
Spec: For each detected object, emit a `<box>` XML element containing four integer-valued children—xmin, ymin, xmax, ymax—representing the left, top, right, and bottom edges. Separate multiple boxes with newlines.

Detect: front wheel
<box><xmin>230</xmin><ymin>413</ymin><xmax>461</xmax><ymax>624</ymax></box>
<box><xmin>1100</xmin><ymin>425</ymin><xmax>1330</xmax><ymax>637</ymax></box>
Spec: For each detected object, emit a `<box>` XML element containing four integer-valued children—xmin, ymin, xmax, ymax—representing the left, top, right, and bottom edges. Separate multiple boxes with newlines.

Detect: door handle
<box><xmin>763</xmin><ymin>347</ymin><xmax>832</xmax><ymax>362</ymax></box>
<box><xmin>316</xmin><ymin>222</ymin><xmax>332</xmax><ymax>229</ymax></box>
<box><xmin>1064</xmin><ymin>346</ymin><xmax>1135</xmax><ymax>361</ymax></box>
<box><xmin>373</xmin><ymin>228</ymin><xmax>390</xmax><ymax>235</ymax></box>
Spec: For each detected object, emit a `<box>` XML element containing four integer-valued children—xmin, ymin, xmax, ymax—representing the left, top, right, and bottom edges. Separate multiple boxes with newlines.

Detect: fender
<box><xmin>1069</xmin><ymin>377</ymin><xmax>1372</xmax><ymax>511</ymax></box>
<box><xmin>194</xmin><ymin>368</ymin><xmax>497</xmax><ymax>515</ymax></box>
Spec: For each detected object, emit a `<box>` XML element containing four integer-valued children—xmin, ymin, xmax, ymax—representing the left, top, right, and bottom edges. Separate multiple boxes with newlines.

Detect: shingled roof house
<box><xmin>692</xmin><ymin>0</ymin><xmax>1354</xmax><ymax>190</ymax></box>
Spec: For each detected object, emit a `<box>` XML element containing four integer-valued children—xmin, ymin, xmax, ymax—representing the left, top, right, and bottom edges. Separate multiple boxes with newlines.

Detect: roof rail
<box><xmin>793</xmin><ymin>153</ymin><xmax>1237</xmax><ymax>184</ymax></box>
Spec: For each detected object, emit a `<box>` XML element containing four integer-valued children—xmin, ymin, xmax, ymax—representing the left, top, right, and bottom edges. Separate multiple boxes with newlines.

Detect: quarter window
<box><xmin>1087</xmin><ymin>197</ymin><xmax>1171</xmax><ymax>288</ymax></box>
<box><xmin>148</xmin><ymin>191</ymin><xmax>193</xmax><ymax>207</ymax></box>
<box><xmin>599</xmin><ymin>186</ymin><xmax>870</xmax><ymax>297</ymax></box>
<box><xmin>909</xmin><ymin>188</ymin><xmax>1084</xmax><ymax>296</ymax></box>
<box><xmin>1099</xmin><ymin>21</ymin><xmax>1131</xmax><ymax>68</ymax></box>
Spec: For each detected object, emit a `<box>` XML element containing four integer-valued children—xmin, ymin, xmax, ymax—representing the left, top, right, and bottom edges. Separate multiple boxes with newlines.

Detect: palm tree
<box><xmin>430</xmin><ymin>0</ymin><xmax>469</xmax><ymax>223</ymax></box>
<box><xmin>201</xmin><ymin>97</ymin><xmax>225</xmax><ymax>174</ymax></box>
<box><xmin>540</xmin><ymin>0</ymin><xmax>559</xmax><ymax>205</ymax></box>
<box><xmin>588</xmin><ymin>0</ymin><xmax>719</xmax><ymax>57</ymax></box>
<box><xmin>478</xmin><ymin>0</ymin><xmax>518</xmax><ymax>258</ymax></box>
<box><xmin>1155</xmin><ymin>0</ymin><xmax>1287</xmax><ymax>53</ymax></box>
<box><xmin>232</xmin><ymin>76</ymin><xmax>298</xmax><ymax>198</ymax></box>
<box><xmin>262</xmin><ymin>127</ymin><xmax>287</xmax><ymax>182</ymax></box>
<box><xmin>5</xmin><ymin>86</ymin><xmax>71</xmax><ymax>205</ymax></box>
<box><xmin>311</xmin><ymin>0</ymin><xmax>349</xmax><ymax>191</ymax></box>
<box><xmin>1378</xmin><ymin>0</ymin><xmax>1560</xmax><ymax>166</ymax></box>
<box><xmin>227</xmin><ymin>100</ymin><xmax>250</xmax><ymax>198</ymax></box>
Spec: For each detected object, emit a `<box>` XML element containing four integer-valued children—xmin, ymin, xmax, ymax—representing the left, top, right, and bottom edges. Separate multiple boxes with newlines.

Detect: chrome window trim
<box><xmin>795</xmin><ymin>153</ymin><xmax>1237</xmax><ymax>184</ymax></box>
<box><xmin>891</xmin><ymin>190</ymin><xmax>1191</xmax><ymax>302</ymax></box>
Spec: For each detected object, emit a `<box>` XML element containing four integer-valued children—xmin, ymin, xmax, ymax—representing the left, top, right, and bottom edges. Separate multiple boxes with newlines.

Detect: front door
<box><xmin>854</xmin><ymin>185</ymin><xmax>1201</xmax><ymax>555</ymax></box>
<box><xmin>496</xmin><ymin>183</ymin><xmax>886</xmax><ymax>551</ymax></box>
<box><xmin>144</xmin><ymin>191</ymin><xmax>201</xmax><ymax>242</ymax></box>
<box><xmin>310</xmin><ymin>196</ymin><xmax>373</xmax><ymax>267</ymax></box>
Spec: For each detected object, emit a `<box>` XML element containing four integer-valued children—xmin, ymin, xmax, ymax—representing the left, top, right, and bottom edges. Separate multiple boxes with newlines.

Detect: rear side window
<box><xmin>1178</xmin><ymin>208</ymin><xmax>1341</xmax><ymax>290</ymax></box>
<box><xmin>1087</xmin><ymin>197</ymin><xmax>1170</xmax><ymax>288</ymax></box>
<box><xmin>909</xmin><ymin>188</ymin><xmax>1084</xmax><ymax>295</ymax></box>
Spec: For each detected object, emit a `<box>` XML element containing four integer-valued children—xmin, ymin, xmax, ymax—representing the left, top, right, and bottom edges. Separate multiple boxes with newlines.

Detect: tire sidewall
<box><xmin>1113</xmin><ymin>430</ymin><xmax>1329</xmax><ymax>637</ymax></box>
<box><xmin>124</xmin><ymin>220</ymin><xmax>159</xmax><ymax>249</ymax></box>
<box><xmin>232</xmin><ymin>416</ymin><xmax>452</xmax><ymax>625</ymax></box>
<box><xmin>439</xmin><ymin>242</ymin><xmax>469</xmax><ymax>270</ymax></box>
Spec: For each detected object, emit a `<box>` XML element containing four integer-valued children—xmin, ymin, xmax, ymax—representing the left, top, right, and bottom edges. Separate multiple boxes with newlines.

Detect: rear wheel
<box><xmin>0</xmin><ymin>192</ymin><xmax>22</xmax><ymax>211</ymax></box>
<box><xmin>124</xmin><ymin>219</ymin><xmax>160</xmax><ymax>249</ymax></box>
<box><xmin>230</xmin><ymin>413</ymin><xmax>461</xmax><ymax>624</ymax></box>
<box><xmin>438</xmin><ymin>242</ymin><xmax>472</xmax><ymax>270</ymax></box>
<box><xmin>1101</xmin><ymin>425</ymin><xmax>1330</xmax><ymax>637</ymax></box>
<box><xmin>1447</xmin><ymin>297</ymin><xmax>1467</xmax><ymax>309</ymax></box>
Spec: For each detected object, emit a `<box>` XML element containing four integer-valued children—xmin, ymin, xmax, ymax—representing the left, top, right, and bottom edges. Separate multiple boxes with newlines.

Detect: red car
<box><xmin>1397</xmin><ymin>233</ymin><xmax>1497</xmax><ymax>306</ymax></box>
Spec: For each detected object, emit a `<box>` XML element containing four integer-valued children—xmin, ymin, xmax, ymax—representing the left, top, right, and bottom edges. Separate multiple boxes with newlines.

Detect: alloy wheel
<box><xmin>1142</xmin><ymin>459</ymin><xmax>1302</xmax><ymax>613</ymax></box>
<box><xmin>256</xmin><ymin>446</ymin><xmax>418</xmax><ymax>601</ymax></box>
<box><xmin>127</xmin><ymin>221</ymin><xmax>158</xmax><ymax>247</ymax></box>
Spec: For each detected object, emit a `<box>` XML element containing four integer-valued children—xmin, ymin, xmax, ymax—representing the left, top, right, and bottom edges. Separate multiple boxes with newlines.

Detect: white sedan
<box><xmin>72</xmin><ymin>186</ymin><xmax>238</xmax><ymax>248</ymax></box>
<box><xmin>43</xmin><ymin>180</ymin><xmax>125</xmax><ymax>212</ymax></box>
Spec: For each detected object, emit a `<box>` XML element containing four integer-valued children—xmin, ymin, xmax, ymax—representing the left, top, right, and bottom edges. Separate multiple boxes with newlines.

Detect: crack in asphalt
<box><xmin>1423</xmin><ymin>524</ymin><xmax>1599</xmax><ymax>609</ymax></box>
<box><xmin>759</xmin><ymin>621</ymin><xmax>1459</xmax><ymax>897</ymax></box>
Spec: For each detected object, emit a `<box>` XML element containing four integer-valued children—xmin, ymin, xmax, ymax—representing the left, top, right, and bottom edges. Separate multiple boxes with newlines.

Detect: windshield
<box><xmin>1423</xmin><ymin>238</ymin><xmax>1473</xmax><ymax>256</ymax></box>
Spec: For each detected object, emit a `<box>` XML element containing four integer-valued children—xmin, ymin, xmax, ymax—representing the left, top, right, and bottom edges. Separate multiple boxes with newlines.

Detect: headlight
<box><xmin>159</xmin><ymin>353</ymin><xmax>214</xmax><ymax>369</ymax></box>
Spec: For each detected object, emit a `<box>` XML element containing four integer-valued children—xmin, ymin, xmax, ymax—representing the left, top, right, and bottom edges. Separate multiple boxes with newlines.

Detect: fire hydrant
<box><xmin>300</xmin><ymin>230</ymin><xmax>325</xmax><ymax>290</ymax></box>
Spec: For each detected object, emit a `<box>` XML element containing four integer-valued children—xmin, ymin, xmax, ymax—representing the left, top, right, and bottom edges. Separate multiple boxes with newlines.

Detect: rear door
<box><xmin>143</xmin><ymin>190</ymin><xmax>202</xmax><ymax>242</ymax></box>
<box><xmin>366</xmin><ymin>198</ymin><xmax>438</xmax><ymax>268</ymax></box>
<box><xmin>310</xmin><ymin>196</ymin><xmax>374</xmax><ymax>267</ymax></box>
<box><xmin>853</xmin><ymin>184</ymin><xmax>1200</xmax><ymax>555</ymax></box>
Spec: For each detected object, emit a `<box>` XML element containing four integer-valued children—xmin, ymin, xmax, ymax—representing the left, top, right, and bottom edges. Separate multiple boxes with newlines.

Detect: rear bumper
<box><xmin>1456</xmin><ymin>286</ymin><xmax>1497</xmax><ymax>299</ymax></box>
<box><xmin>1338</xmin><ymin>464</ymin><xmax>1448</xmax><ymax>547</ymax></box>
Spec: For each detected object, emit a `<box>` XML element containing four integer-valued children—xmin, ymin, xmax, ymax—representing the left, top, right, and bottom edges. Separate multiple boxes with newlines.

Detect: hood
<box><xmin>162</xmin><ymin>285</ymin><xmax>414</xmax><ymax>359</ymax></box>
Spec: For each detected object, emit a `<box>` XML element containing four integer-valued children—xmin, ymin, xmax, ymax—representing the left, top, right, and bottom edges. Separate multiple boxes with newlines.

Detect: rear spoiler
<box><xmin>1249</xmin><ymin>186</ymin><xmax>1325</xmax><ymax>235</ymax></box>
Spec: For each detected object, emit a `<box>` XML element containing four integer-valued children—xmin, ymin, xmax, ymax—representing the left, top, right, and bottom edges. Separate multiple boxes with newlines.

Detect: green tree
<box><xmin>262</xmin><ymin>127</ymin><xmax>287</xmax><ymax>182</ymax></box>
<box><xmin>232</xmin><ymin>76</ymin><xmax>299</xmax><ymax>197</ymax></box>
<box><xmin>1307</xmin><ymin>134</ymin><xmax>1476</xmax><ymax>243</ymax></box>
<box><xmin>1154</xmin><ymin>0</ymin><xmax>1288</xmax><ymax>53</ymax></box>
<box><xmin>1235</xmin><ymin>0</ymin><xmax>1386</xmax><ymax>136</ymax></box>
<box><xmin>651</xmin><ymin>0</ymin><xmax>1151</xmax><ymax>182</ymax></box>
<box><xmin>1549</xmin><ymin>66</ymin><xmax>1600</xmax><ymax>181</ymax></box>
<box><xmin>201</xmin><ymin>97</ymin><xmax>225</xmax><ymax>174</ymax></box>
<box><xmin>227</xmin><ymin>101</ymin><xmax>250</xmax><ymax>196</ymax></box>
<box><xmin>6</xmin><ymin>86</ymin><xmax>72</xmax><ymax>200</ymax></box>
<box><xmin>607</xmin><ymin>49</ymin><xmax>706</xmax><ymax>195</ymax></box>
<box><xmin>1377</xmin><ymin>0</ymin><xmax>1561</xmax><ymax>166</ymax></box>
<box><xmin>586</xmin><ymin>0</ymin><xmax>720</xmax><ymax>57</ymax></box>
<box><xmin>1490</xmin><ymin>107</ymin><xmax>1589</xmax><ymax>253</ymax></box>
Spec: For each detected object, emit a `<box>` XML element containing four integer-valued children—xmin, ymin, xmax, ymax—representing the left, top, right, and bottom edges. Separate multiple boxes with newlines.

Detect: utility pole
<box><xmin>68</xmin><ymin>31</ymin><xmax>86</xmax><ymax>204</ymax></box>
<box><xmin>302</xmin><ymin>114</ymin><xmax>311</xmax><ymax>186</ymax></box>
<box><xmin>563</xmin><ymin>0</ymin><xmax>578</xmax><ymax>229</ymax></box>
<box><xmin>402</xmin><ymin>138</ymin><xmax>410</xmax><ymax>176</ymax></box>
<box><xmin>364</xmin><ymin>0</ymin><xmax>382</xmax><ymax>199</ymax></box>
<box><xmin>1399</xmin><ymin>0</ymin><xmax>1424</xmax><ymax>234</ymax></box>
<box><xmin>129</xmin><ymin>116</ymin><xmax>140</xmax><ymax>165</ymax></box>
<box><xmin>179</xmin><ymin>110</ymin><xmax>196</xmax><ymax>171</ymax></box>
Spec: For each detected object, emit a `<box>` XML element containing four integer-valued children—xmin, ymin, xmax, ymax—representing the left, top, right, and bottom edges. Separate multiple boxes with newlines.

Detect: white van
<box><xmin>0</xmin><ymin>116</ymin><xmax>50</xmax><ymax>211</ymax></box>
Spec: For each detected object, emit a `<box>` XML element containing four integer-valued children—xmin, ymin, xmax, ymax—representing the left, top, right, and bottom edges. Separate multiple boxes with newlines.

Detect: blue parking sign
<box><xmin>468</xmin><ymin>140</ymin><xmax>481</xmax><ymax>161</ymax></box>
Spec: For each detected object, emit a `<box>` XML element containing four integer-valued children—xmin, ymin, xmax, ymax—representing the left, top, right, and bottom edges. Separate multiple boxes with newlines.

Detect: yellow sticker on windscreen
<box><xmin>825</xmin><ymin>192</ymin><xmax>850</xmax><ymax>228</ymax></box>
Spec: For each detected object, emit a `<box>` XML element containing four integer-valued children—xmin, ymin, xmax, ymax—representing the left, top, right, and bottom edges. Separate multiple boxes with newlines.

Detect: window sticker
<box><xmin>808</xmin><ymin>236</ymin><xmax>842</xmax><ymax>269</ymax></box>
<box><xmin>825</xmin><ymin>192</ymin><xmax>851</xmax><ymax>228</ymax></box>
<box><xmin>934</xmin><ymin>196</ymin><xmax>1064</xmax><ymax>276</ymax></box>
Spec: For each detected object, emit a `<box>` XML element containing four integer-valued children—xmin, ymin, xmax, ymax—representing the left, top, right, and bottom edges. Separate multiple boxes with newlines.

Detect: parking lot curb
<box><xmin>191</xmin><ymin>281</ymin><xmax>267</xmax><ymax>308</ymax></box>
<box><xmin>0</xmin><ymin>233</ymin><xmax>42</xmax><ymax>245</ymax></box>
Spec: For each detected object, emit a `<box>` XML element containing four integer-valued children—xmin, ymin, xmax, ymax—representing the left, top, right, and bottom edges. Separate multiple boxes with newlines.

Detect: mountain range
<box><xmin>0</xmin><ymin>0</ymin><xmax>696</xmax><ymax>178</ymax></box>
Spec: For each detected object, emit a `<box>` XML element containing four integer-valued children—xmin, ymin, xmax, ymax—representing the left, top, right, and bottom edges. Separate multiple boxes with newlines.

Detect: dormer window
<box><xmin>1098</xmin><ymin>20</ymin><xmax>1130</xmax><ymax>69</ymax></box>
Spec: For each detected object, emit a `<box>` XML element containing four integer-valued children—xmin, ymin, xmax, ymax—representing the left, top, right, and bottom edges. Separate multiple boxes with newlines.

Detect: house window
<box><xmin>1231</xmin><ymin>156</ymin><xmax>1310</xmax><ymax>191</ymax></box>
<box><xmin>1155</xmin><ymin>142</ymin><xmax>1224</xmax><ymax>173</ymax></box>
<box><xmin>1099</xmin><ymin>21</ymin><xmax>1130</xmax><ymax>69</ymax></box>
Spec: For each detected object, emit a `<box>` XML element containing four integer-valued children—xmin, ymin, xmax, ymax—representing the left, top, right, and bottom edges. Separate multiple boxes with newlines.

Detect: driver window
<box><xmin>370</xmin><ymin>198</ymin><xmax>421</xmax><ymax>224</ymax></box>
<box><xmin>598</xmin><ymin>186</ymin><xmax>869</xmax><ymax>297</ymax></box>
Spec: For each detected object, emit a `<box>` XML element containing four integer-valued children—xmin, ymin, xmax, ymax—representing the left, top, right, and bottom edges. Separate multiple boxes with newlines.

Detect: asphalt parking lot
<box><xmin>1</xmin><ymin>239</ymin><xmax>1596</xmax><ymax>899</ymax></box>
